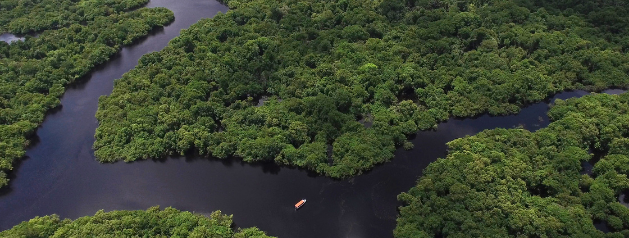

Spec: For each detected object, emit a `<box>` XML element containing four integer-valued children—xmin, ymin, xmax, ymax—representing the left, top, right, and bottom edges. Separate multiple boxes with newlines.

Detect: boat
<box><xmin>294</xmin><ymin>199</ymin><xmax>306</xmax><ymax>210</ymax></box>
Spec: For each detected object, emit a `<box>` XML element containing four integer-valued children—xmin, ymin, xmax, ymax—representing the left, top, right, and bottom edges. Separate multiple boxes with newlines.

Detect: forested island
<box><xmin>0</xmin><ymin>0</ymin><xmax>174</xmax><ymax>187</ymax></box>
<box><xmin>95</xmin><ymin>0</ymin><xmax>628</xmax><ymax>178</ymax></box>
<box><xmin>0</xmin><ymin>207</ymin><xmax>273</xmax><ymax>237</ymax></box>
<box><xmin>1</xmin><ymin>0</ymin><xmax>629</xmax><ymax>237</ymax></box>
<box><xmin>396</xmin><ymin>92</ymin><xmax>629</xmax><ymax>237</ymax></box>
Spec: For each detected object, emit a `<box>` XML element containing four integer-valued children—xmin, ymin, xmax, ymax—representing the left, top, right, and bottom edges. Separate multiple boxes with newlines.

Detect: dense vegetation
<box><xmin>0</xmin><ymin>0</ymin><xmax>174</xmax><ymax>187</ymax></box>
<box><xmin>395</xmin><ymin>92</ymin><xmax>629</xmax><ymax>237</ymax></box>
<box><xmin>0</xmin><ymin>207</ymin><xmax>274</xmax><ymax>237</ymax></box>
<box><xmin>95</xmin><ymin>0</ymin><xmax>629</xmax><ymax>178</ymax></box>
<box><xmin>0</xmin><ymin>0</ymin><xmax>152</xmax><ymax>34</ymax></box>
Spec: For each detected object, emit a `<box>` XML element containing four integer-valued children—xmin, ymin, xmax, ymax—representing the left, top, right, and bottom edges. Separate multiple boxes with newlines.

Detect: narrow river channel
<box><xmin>0</xmin><ymin>1</ymin><xmax>625</xmax><ymax>237</ymax></box>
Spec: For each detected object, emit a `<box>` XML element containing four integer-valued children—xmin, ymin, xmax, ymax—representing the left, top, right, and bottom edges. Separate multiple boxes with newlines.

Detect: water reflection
<box><xmin>0</xmin><ymin>32</ymin><xmax>39</xmax><ymax>44</ymax></box>
<box><xmin>0</xmin><ymin>33</ymin><xmax>25</xmax><ymax>44</ymax></box>
<box><xmin>0</xmin><ymin>3</ymin><xmax>627</xmax><ymax>237</ymax></box>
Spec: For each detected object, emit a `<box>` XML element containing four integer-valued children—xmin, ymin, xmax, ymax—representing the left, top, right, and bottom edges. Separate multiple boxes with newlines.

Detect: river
<box><xmin>0</xmin><ymin>1</ymin><xmax>625</xmax><ymax>237</ymax></box>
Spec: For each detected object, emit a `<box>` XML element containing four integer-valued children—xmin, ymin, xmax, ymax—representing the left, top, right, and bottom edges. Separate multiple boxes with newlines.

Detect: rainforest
<box><xmin>95</xmin><ymin>0</ymin><xmax>628</xmax><ymax>178</ymax></box>
<box><xmin>0</xmin><ymin>0</ymin><xmax>174</xmax><ymax>187</ymax></box>
<box><xmin>0</xmin><ymin>207</ymin><xmax>274</xmax><ymax>237</ymax></box>
<box><xmin>396</xmin><ymin>92</ymin><xmax>629</xmax><ymax>237</ymax></box>
<box><xmin>1</xmin><ymin>0</ymin><xmax>629</xmax><ymax>237</ymax></box>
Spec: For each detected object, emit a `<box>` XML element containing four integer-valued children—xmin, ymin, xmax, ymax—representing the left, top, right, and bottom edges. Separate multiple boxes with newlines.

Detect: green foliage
<box><xmin>0</xmin><ymin>0</ymin><xmax>174</xmax><ymax>187</ymax></box>
<box><xmin>0</xmin><ymin>207</ymin><xmax>274</xmax><ymax>238</ymax></box>
<box><xmin>0</xmin><ymin>0</ymin><xmax>152</xmax><ymax>34</ymax></box>
<box><xmin>395</xmin><ymin>93</ymin><xmax>629</xmax><ymax>237</ymax></box>
<box><xmin>95</xmin><ymin>0</ymin><xmax>629</xmax><ymax>178</ymax></box>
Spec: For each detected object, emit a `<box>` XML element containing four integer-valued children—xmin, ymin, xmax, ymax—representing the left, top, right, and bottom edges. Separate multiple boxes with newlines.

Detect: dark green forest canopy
<box><xmin>0</xmin><ymin>0</ymin><xmax>152</xmax><ymax>34</ymax></box>
<box><xmin>395</xmin><ymin>92</ymin><xmax>629</xmax><ymax>237</ymax></box>
<box><xmin>0</xmin><ymin>0</ymin><xmax>174</xmax><ymax>187</ymax></box>
<box><xmin>95</xmin><ymin>0</ymin><xmax>629</xmax><ymax>178</ymax></box>
<box><xmin>0</xmin><ymin>207</ymin><xmax>274</xmax><ymax>237</ymax></box>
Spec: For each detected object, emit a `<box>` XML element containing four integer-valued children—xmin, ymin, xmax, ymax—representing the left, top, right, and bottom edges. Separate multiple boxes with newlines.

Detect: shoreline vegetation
<box><xmin>0</xmin><ymin>0</ymin><xmax>175</xmax><ymax>187</ymax></box>
<box><xmin>95</xmin><ymin>0</ymin><xmax>628</xmax><ymax>179</ymax></box>
<box><xmin>0</xmin><ymin>207</ymin><xmax>274</xmax><ymax>237</ymax></box>
<box><xmin>0</xmin><ymin>0</ymin><xmax>627</xmax><ymax>237</ymax></box>
<box><xmin>396</xmin><ymin>92</ymin><xmax>629</xmax><ymax>237</ymax></box>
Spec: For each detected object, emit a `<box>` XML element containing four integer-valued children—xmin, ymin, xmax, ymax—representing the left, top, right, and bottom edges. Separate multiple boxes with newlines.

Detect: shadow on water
<box><xmin>168</xmin><ymin>152</ymin><xmax>283</xmax><ymax>175</ymax></box>
<box><xmin>0</xmin><ymin>156</ymin><xmax>30</xmax><ymax>197</ymax></box>
<box><xmin>180</xmin><ymin>150</ymin><xmax>321</xmax><ymax>177</ymax></box>
<box><xmin>0</xmin><ymin>185</ymin><xmax>12</xmax><ymax>197</ymax></box>
<box><xmin>68</xmin><ymin>61</ymin><xmax>115</xmax><ymax>91</ymax></box>
<box><xmin>0</xmin><ymin>2</ymin><xmax>627</xmax><ymax>237</ymax></box>
<box><xmin>44</xmin><ymin>104</ymin><xmax>64</xmax><ymax>117</ymax></box>
<box><xmin>581</xmin><ymin>150</ymin><xmax>606</xmax><ymax>176</ymax></box>
<box><xmin>242</xmin><ymin>160</ymin><xmax>282</xmax><ymax>175</ymax></box>
<box><xmin>24</xmin><ymin>132</ymin><xmax>41</xmax><ymax>149</ymax></box>
<box><xmin>132</xmin><ymin>26</ymin><xmax>167</xmax><ymax>45</ymax></box>
<box><xmin>594</xmin><ymin>220</ymin><xmax>611</xmax><ymax>233</ymax></box>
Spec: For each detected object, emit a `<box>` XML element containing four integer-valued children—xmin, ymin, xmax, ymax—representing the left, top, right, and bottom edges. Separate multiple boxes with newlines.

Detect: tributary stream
<box><xmin>0</xmin><ymin>0</ymin><xmax>626</xmax><ymax>237</ymax></box>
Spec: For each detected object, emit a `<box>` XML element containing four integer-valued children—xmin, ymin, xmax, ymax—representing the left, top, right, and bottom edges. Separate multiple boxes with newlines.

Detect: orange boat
<box><xmin>294</xmin><ymin>199</ymin><xmax>307</xmax><ymax>209</ymax></box>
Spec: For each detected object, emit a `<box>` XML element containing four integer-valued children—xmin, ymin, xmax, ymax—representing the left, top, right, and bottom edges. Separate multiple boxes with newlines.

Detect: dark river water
<box><xmin>0</xmin><ymin>1</ymin><xmax>626</xmax><ymax>237</ymax></box>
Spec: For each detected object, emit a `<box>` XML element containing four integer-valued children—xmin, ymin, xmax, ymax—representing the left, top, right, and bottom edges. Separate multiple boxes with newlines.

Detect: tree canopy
<box><xmin>0</xmin><ymin>0</ymin><xmax>153</xmax><ymax>34</ymax></box>
<box><xmin>0</xmin><ymin>207</ymin><xmax>274</xmax><ymax>238</ymax></box>
<box><xmin>95</xmin><ymin>0</ymin><xmax>629</xmax><ymax>177</ymax></box>
<box><xmin>0</xmin><ymin>0</ymin><xmax>174</xmax><ymax>187</ymax></box>
<box><xmin>395</xmin><ymin>92</ymin><xmax>629</xmax><ymax>237</ymax></box>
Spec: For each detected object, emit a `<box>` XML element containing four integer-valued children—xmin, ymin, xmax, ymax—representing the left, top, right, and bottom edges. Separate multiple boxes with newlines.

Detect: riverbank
<box><xmin>1</xmin><ymin>87</ymin><xmax>621</xmax><ymax>238</ymax></box>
